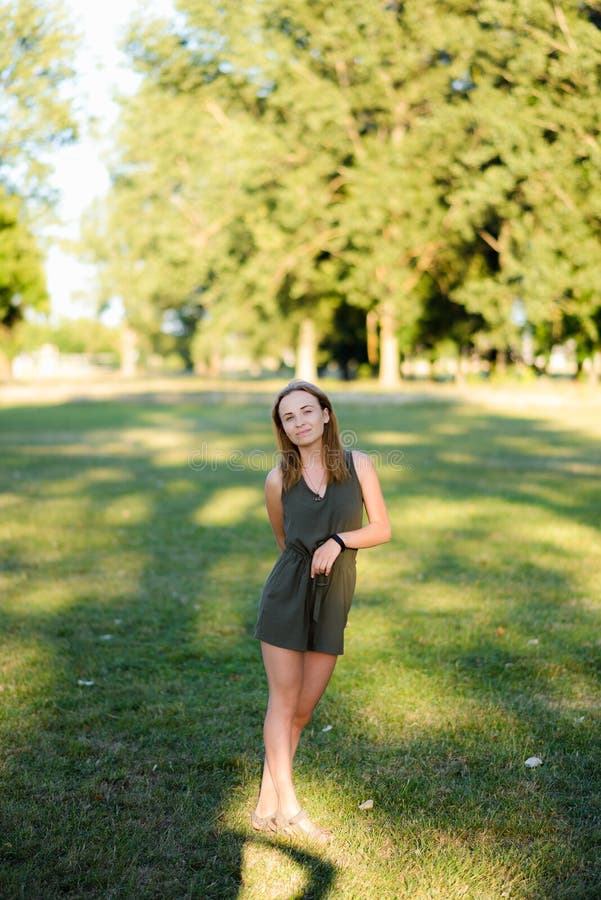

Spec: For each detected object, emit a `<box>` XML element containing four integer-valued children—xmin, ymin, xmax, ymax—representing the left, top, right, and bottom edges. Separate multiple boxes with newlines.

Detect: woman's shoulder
<box><xmin>265</xmin><ymin>465</ymin><xmax>283</xmax><ymax>490</ymax></box>
<box><xmin>350</xmin><ymin>449</ymin><xmax>376</xmax><ymax>477</ymax></box>
<box><xmin>350</xmin><ymin>449</ymin><xmax>372</xmax><ymax>468</ymax></box>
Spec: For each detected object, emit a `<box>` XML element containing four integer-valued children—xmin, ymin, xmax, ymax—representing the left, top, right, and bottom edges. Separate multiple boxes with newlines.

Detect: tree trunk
<box><xmin>208</xmin><ymin>348</ymin><xmax>222</xmax><ymax>379</ymax></box>
<box><xmin>120</xmin><ymin>326</ymin><xmax>138</xmax><ymax>376</ymax></box>
<box><xmin>378</xmin><ymin>302</ymin><xmax>400</xmax><ymax>388</ymax></box>
<box><xmin>295</xmin><ymin>317</ymin><xmax>317</xmax><ymax>382</ymax></box>
<box><xmin>0</xmin><ymin>325</ymin><xmax>13</xmax><ymax>380</ymax></box>
<box><xmin>0</xmin><ymin>350</ymin><xmax>12</xmax><ymax>380</ymax></box>
<box><xmin>495</xmin><ymin>348</ymin><xmax>507</xmax><ymax>376</ymax></box>
<box><xmin>589</xmin><ymin>351</ymin><xmax>601</xmax><ymax>385</ymax></box>
<box><xmin>366</xmin><ymin>309</ymin><xmax>379</xmax><ymax>367</ymax></box>
<box><xmin>456</xmin><ymin>346</ymin><xmax>468</xmax><ymax>384</ymax></box>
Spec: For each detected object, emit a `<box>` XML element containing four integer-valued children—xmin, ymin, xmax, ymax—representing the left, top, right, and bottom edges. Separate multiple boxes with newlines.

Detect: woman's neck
<box><xmin>298</xmin><ymin>442</ymin><xmax>324</xmax><ymax>468</ymax></box>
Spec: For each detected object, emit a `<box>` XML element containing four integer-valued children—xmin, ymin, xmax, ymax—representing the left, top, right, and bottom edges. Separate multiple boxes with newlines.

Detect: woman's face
<box><xmin>278</xmin><ymin>390</ymin><xmax>330</xmax><ymax>447</ymax></box>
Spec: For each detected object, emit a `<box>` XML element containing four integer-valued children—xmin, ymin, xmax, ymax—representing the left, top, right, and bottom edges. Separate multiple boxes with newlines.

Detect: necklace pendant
<box><xmin>303</xmin><ymin>466</ymin><xmax>326</xmax><ymax>501</ymax></box>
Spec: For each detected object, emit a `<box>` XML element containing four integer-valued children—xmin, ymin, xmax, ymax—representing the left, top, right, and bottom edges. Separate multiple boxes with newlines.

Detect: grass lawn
<box><xmin>0</xmin><ymin>380</ymin><xmax>600</xmax><ymax>899</ymax></box>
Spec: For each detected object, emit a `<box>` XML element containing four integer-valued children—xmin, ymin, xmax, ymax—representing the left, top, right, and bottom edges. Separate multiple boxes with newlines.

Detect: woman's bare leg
<box><xmin>255</xmin><ymin>646</ymin><xmax>337</xmax><ymax>819</ymax></box>
<box><xmin>257</xmin><ymin>643</ymin><xmax>303</xmax><ymax>819</ymax></box>
<box><xmin>291</xmin><ymin>649</ymin><xmax>338</xmax><ymax>753</ymax></box>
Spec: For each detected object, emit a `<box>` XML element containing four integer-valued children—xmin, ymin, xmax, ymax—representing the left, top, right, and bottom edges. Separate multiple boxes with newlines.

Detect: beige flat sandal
<box><xmin>276</xmin><ymin>809</ymin><xmax>332</xmax><ymax>845</ymax></box>
<box><xmin>251</xmin><ymin>811</ymin><xmax>277</xmax><ymax>833</ymax></box>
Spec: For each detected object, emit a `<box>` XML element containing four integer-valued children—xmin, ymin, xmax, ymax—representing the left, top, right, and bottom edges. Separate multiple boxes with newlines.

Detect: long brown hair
<box><xmin>272</xmin><ymin>381</ymin><xmax>350</xmax><ymax>492</ymax></box>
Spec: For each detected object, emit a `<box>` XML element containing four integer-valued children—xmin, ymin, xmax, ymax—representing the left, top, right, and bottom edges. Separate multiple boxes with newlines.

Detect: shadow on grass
<box><xmin>0</xmin><ymin>391</ymin><xmax>600</xmax><ymax>897</ymax></box>
<box><xmin>0</xmin><ymin>395</ymin><xmax>336</xmax><ymax>898</ymax></box>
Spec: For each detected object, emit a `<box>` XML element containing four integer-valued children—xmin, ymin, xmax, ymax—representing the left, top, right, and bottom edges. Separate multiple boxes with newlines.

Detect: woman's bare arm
<box><xmin>311</xmin><ymin>451</ymin><xmax>391</xmax><ymax>577</ymax></box>
<box><xmin>339</xmin><ymin>450</ymin><xmax>391</xmax><ymax>548</ymax></box>
<box><xmin>265</xmin><ymin>466</ymin><xmax>286</xmax><ymax>551</ymax></box>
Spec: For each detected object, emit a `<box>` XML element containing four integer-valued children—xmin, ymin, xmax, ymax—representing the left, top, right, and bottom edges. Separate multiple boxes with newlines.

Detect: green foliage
<box><xmin>416</xmin><ymin>0</ymin><xmax>601</xmax><ymax>358</ymax></box>
<box><xmin>0</xmin><ymin>0</ymin><xmax>78</xmax><ymax>358</ymax></box>
<box><xmin>14</xmin><ymin>316</ymin><xmax>121</xmax><ymax>356</ymax></box>
<box><xmin>0</xmin><ymin>0</ymin><xmax>78</xmax><ymax>204</ymax></box>
<box><xmin>91</xmin><ymin>1</ymin><xmax>601</xmax><ymax>374</ymax></box>
<box><xmin>0</xmin><ymin>192</ymin><xmax>47</xmax><ymax>330</ymax></box>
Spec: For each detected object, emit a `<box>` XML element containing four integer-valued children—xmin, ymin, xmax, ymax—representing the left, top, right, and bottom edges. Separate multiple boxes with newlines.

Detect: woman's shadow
<box><xmin>0</xmin><ymin>399</ymin><xmax>339</xmax><ymax>899</ymax></box>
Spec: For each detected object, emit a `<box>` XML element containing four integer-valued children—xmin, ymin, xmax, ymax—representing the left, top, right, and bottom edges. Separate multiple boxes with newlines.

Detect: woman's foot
<box><xmin>275</xmin><ymin>808</ymin><xmax>332</xmax><ymax>845</ymax></box>
<box><xmin>251</xmin><ymin>811</ymin><xmax>277</xmax><ymax>833</ymax></box>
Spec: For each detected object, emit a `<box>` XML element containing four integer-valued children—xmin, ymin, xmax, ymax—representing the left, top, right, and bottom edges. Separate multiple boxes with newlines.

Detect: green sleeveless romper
<box><xmin>253</xmin><ymin>450</ymin><xmax>364</xmax><ymax>655</ymax></box>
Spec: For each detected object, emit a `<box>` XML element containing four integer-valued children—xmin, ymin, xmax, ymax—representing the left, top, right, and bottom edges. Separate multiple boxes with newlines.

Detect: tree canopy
<box><xmin>0</xmin><ymin>0</ymin><xmax>77</xmax><ymax>203</ymax></box>
<box><xmin>0</xmin><ymin>0</ymin><xmax>78</xmax><ymax>370</ymax></box>
<box><xmin>90</xmin><ymin>0</ymin><xmax>601</xmax><ymax>381</ymax></box>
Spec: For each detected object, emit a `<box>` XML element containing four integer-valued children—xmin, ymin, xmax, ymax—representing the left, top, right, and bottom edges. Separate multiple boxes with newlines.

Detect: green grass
<box><xmin>0</xmin><ymin>381</ymin><xmax>600</xmax><ymax>899</ymax></box>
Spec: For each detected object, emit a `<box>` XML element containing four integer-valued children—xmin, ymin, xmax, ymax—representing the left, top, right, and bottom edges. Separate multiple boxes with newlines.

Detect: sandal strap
<box><xmin>289</xmin><ymin>808</ymin><xmax>309</xmax><ymax>826</ymax></box>
<box><xmin>280</xmin><ymin>808</ymin><xmax>332</xmax><ymax>842</ymax></box>
<box><xmin>251</xmin><ymin>812</ymin><xmax>277</xmax><ymax>832</ymax></box>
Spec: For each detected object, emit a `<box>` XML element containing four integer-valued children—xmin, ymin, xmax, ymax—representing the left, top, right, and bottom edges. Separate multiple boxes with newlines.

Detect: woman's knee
<box><xmin>293</xmin><ymin>708</ymin><xmax>313</xmax><ymax>732</ymax></box>
<box><xmin>267</xmin><ymin>690</ymin><xmax>301</xmax><ymax>720</ymax></box>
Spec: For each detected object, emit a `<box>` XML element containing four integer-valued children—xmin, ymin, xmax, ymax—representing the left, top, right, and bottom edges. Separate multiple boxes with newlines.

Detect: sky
<box><xmin>45</xmin><ymin>0</ymin><xmax>174</xmax><ymax>323</ymax></box>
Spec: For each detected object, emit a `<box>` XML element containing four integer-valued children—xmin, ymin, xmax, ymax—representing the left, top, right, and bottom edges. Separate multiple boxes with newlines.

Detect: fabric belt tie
<box><xmin>310</xmin><ymin>573</ymin><xmax>329</xmax><ymax>624</ymax></box>
<box><xmin>287</xmin><ymin>541</ymin><xmax>330</xmax><ymax>623</ymax></box>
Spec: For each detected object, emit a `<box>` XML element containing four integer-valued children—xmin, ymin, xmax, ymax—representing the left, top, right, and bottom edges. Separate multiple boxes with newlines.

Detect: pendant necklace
<box><xmin>302</xmin><ymin>467</ymin><xmax>327</xmax><ymax>502</ymax></box>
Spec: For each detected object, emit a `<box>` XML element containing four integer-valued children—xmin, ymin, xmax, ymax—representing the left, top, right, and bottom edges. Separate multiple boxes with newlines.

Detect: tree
<box><xmin>0</xmin><ymin>192</ymin><xmax>46</xmax><ymax>377</ymax></box>
<box><xmin>397</xmin><ymin>0</ymin><xmax>601</xmax><ymax>370</ymax></box>
<box><xmin>94</xmin><ymin>0</ymin><xmax>601</xmax><ymax>380</ymax></box>
<box><xmin>0</xmin><ymin>0</ymin><xmax>77</xmax><ymax>203</ymax></box>
<box><xmin>108</xmin><ymin>0</ymin><xmax>444</xmax><ymax>381</ymax></box>
<box><xmin>93</xmin><ymin>2</ymin><xmax>356</xmax><ymax>379</ymax></box>
<box><xmin>0</xmin><ymin>0</ymin><xmax>78</xmax><ymax>375</ymax></box>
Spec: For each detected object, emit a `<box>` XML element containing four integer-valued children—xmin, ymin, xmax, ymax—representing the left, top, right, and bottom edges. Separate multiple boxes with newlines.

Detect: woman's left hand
<box><xmin>311</xmin><ymin>539</ymin><xmax>342</xmax><ymax>578</ymax></box>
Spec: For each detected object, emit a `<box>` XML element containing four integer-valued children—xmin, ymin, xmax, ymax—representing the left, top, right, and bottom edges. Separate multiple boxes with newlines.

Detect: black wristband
<box><xmin>329</xmin><ymin>533</ymin><xmax>346</xmax><ymax>552</ymax></box>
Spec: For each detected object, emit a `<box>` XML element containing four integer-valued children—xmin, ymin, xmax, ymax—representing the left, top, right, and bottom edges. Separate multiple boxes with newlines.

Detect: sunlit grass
<box><xmin>195</xmin><ymin>487</ymin><xmax>265</xmax><ymax>527</ymax></box>
<box><xmin>0</xmin><ymin>383</ymin><xmax>600</xmax><ymax>898</ymax></box>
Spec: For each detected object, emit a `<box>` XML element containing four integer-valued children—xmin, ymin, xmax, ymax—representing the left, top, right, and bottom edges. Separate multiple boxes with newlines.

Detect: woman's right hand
<box><xmin>310</xmin><ymin>538</ymin><xmax>341</xmax><ymax>579</ymax></box>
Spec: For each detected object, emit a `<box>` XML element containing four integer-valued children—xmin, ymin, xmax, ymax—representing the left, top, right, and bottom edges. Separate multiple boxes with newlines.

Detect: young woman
<box><xmin>252</xmin><ymin>380</ymin><xmax>391</xmax><ymax>843</ymax></box>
